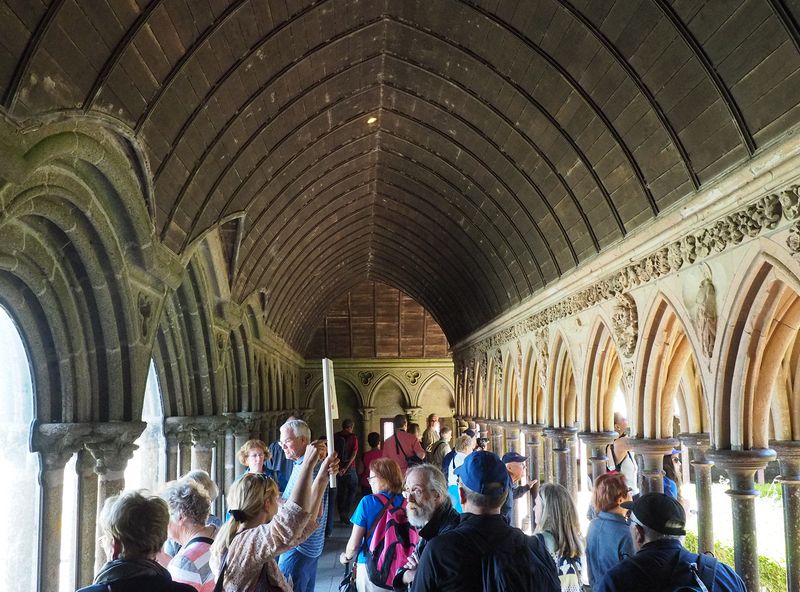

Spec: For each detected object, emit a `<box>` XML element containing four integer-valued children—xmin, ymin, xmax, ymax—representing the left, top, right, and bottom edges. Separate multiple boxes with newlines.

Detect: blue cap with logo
<box><xmin>501</xmin><ymin>451</ymin><xmax>527</xmax><ymax>464</ymax></box>
<box><xmin>454</xmin><ymin>451</ymin><xmax>509</xmax><ymax>497</ymax></box>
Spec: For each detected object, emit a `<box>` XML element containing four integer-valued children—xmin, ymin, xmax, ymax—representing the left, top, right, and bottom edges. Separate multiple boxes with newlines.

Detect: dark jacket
<box><xmin>76</xmin><ymin>558</ymin><xmax>195</xmax><ymax>592</ymax></box>
<box><xmin>393</xmin><ymin>503</ymin><xmax>460</xmax><ymax>591</ymax></box>
<box><xmin>411</xmin><ymin>513</ymin><xmax>559</xmax><ymax>592</ymax></box>
<box><xmin>596</xmin><ymin>538</ymin><xmax>746</xmax><ymax>592</ymax></box>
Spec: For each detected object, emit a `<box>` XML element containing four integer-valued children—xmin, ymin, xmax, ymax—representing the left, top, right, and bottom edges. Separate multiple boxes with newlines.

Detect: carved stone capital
<box><xmin>707</xmin><ymin>448</ymin><xmax>777</xmax><ymax>495</ymax></box>
<box><xmin>404</xmin><ymin>406</ymin><xmax>424</xmax><ymax>421</ymax></box>
<box><xmin>84</xmin><ymin>422</ymin><xmax>146</xmax><ymax>477</ymax></box>
<box><xmin>680</xmin><ymin>432</ymin><xmax>712</xmax><ymax>464</ymax></box>
<box><xmin>769</xmin><ymin>440</ymin><xmax>800</xmax><ymax>483</ymax></box>
<box><xmin>544</xmin><ymin>426</ymin><xmax>578</xmax><ymax>450</ymax></box>
<box><xmin>31</xmin><ymin>422</ymin><xmax>93</xmax><ymax>464</ymax></box>
<box><xmin>578</xmin><ymin>431</ymin><xmax>618</xmax><ymax>455</ymax></box>
<box><xmin>358</xmin><ymin>406</ymin><xmax>376</xmax><ymax>421</ymax></box>
<box><xmin>629</xmin><ymin>437</ymin><xmax>678</xmax><ymax>460</ymax></box>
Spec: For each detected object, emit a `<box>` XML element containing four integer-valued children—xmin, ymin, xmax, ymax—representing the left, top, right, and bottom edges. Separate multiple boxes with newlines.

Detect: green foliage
<box><xmin>684</xmin><ymin>531</ymin><xmax>786</xmax><ymax>592</ymax></box>
<box><xmin>754</xmin><ymin>482</ymin><xmax>782</xmax><ymax>500</ymax></box>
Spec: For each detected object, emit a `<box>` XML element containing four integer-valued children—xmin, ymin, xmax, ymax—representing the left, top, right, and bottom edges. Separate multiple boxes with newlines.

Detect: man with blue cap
<box><xmin>412</xmin><ymin>451</ymin><xmax>559</xmax><ymax>592</ymax></box>
<box><xmin>500</xmin><ymin>451</ymin><xmax>536</xmax><ymax>525</ymax></box>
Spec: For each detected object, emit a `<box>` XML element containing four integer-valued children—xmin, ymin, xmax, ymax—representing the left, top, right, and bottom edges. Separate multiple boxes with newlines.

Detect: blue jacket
<box><xmin>586</xmin><ymin>511</ymin><xmax>635</xmax><ymax>587</ymax></box>
<box><xmin>596</xmin><ymin>538</ymin><xmax>746</xmax><ymax>592</ymax></box>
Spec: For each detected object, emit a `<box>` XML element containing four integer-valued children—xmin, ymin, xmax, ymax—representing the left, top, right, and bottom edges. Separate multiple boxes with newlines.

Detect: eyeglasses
<box><xmin>402</xmin><ymin>486</ymin><xmax>429</xmax><ymax>499</ymax></box>
<box><xmin>368</xmin><ymin>475</ymin><xmax>378</xmax><ymax>481</ymax></box>
<box><xmin>248</xmin><ymin>452</ymin><xmax>265</xmax><ymax>459</ymax></box>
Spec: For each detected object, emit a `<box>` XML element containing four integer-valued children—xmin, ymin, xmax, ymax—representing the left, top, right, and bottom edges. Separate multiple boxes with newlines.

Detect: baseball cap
<box><xmin>622</xmin><ymin>493</ymin><xmax>686</xmax><ymax>535</ymax></box>
<box><xmin>464</xmin><ymin>428</ymin><xmax>476</xmax><ymax>437</ymax></box>
<box><xmin>454</xmin><ymin>451</ymin><xmax>508</xmax><ymax>497</ymax></box>
<box><xmin>501</xmin><ymin>451</ymin><xmax>527</xmax><ymax>464</ymax></box>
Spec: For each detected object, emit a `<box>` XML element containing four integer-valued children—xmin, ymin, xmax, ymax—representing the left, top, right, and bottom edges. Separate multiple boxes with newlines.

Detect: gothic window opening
<box><xmin>125</xmin><ymin>360</ymin><xmax>166</xmax><ymax>490</ymax></box>
<box><xmin>0</xmin><ymin>304</ymin><xmax>38</xmax><ymax>592</ymax></box>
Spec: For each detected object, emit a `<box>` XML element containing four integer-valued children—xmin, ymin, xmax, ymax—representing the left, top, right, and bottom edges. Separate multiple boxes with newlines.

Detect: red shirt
<box><xmin>360</xmin><ymin>448</ymin><xmax>383</xmax><ymax>488</ymax></box>
<box><xmin>382</xmin><ymin>430</ymin><xmax>425</xmax><ymax>473</ymax></box>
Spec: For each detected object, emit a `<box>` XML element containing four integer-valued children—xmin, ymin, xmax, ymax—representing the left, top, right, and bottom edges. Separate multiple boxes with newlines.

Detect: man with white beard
<box><xmin>391</xmin><ymin>464</ymin><xmax>460</xmax><ymax>591</ymax></box>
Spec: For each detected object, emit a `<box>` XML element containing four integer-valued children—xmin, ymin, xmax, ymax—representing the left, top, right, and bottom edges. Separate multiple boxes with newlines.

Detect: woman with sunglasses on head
<box><xmin>210</xmin><ymin>444</ymin><xmax>338</xmax><ymax>592</ymax></box>
<box><xmin>585</xmin><ymin>472</ymin><xmax>635</xmax><ymax>590</ymax></box>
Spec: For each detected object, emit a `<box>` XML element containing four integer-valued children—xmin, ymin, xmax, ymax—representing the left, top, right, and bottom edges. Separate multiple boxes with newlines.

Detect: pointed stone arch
<box><xmin>635</xmin><ymin>293</ymin><xmax>707</xmax><ymax>440</ymax></box>
<box><xmin>368</xmin><ymin>373</ymin><xmax>411</xmax><ymax>409</ymax></box>
<box><xmin>716</xmin><ymin>253</ymin><xmax>800</xmax><ymax>448</ymax></box>
<box><xmin>583</xmin><ymin>318</ymin><xmax>623</xmax><ymax>432</ymax></box>
<box><xmin>548</xmin><ymin>331</ymin><xmax>578</xmax><ymax>428</ymax></box>
<box><xmin>522</xmin><ymin>341</ymin><xmax>546</xmax><ymax>424</ymax></box>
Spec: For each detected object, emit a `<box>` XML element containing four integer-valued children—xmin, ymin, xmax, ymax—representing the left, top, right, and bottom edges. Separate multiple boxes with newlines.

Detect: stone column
<box><xmin>524</xmin><ymin>425</ymin><xmax>545</xmax><ymax>497</ymax></box>
<box><xmin>178</xmin><ymin>432</ymin><xmax>192</xmax><ymax>476</ymax></box>
<box><xmin>629</xmin><ymin>438</ymin><xmax>678</xmax><ymax>494</ymax></box>
<box><xmin>771</xmin><ymin>440</ymin><xmax>800</xmax><ymax>592</ymax></box>
<box><xmin>75</xmin><ymin>449</ymin><xmax>99</xmax><ymax>588</ymax></box>
<box><xmin>544</xmin><ymin>426</ymin><xmax>578</xmax><ymax>496</ymax></box>
<box><xmin>579</xmin><ymin>431</ymin><xmax>618</xmax><ymax>485</ymax></box>
<box><xmin>164</xmin><ymin>426</ymin><xmax>179</xmax><ymax>481</ymax></box>
<box><xmin>86</xmin><ymin>422</ymin><xmax>144</xmax><ymax>574</ymax></box>
<box><xmin>358</xmin><ymin>407</ymin><xmax>376</xmax><ymax>452</ymax></box>
<box><xmin>224</xmin><ymin>423</ymin><xmax>236</xmax><ymax>495</ymax></box>
<box><xmin>680</xmin><ymin>433</ymin><xmax>714</xmax><ymax>554</ymax></box>
<box><xmin>32</xmin><ymin>423</ymin><xmax>91</xmax><ymax>592</ymax></box>
<box><xmin>490</xmin><ymin>422</ymin><xmax>505</xmax><ymax>455</ymax></box>
<box><xmin>708</xmin><ymin>448</ymin><xmax>776</xmax><ymax>592</ymax></box>
<box><xmin>543</xmin><ymin>430</ymin><xmax>553</xmax><ymax>483</ymax></box>
<box><xmin>190</xmin><ymin>416</ymin><xmax>226</xmax><ymax>474</ymax></box>
<box><xmin>475</xmin><ymin>419</ymin><xmax>488</xmax><ymax>440</ymax></box>
<box><xmin>503</xmin><ymin>423</ymin><xmax>521</xmax><ymax>454</ymax></box>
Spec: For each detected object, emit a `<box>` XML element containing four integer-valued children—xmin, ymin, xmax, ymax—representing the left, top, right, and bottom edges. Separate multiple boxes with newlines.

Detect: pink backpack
<box><xmin>365</xmin><ymin>493</ymin><xmax>419</xmax><ymax>589</ymax></box>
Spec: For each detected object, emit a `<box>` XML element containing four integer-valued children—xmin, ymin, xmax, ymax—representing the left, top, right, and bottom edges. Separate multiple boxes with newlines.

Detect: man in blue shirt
<box><xmin>277</xmin><ymin>419</ymin><xmax>329</xmax><ymax>592</ymax></box>
<box><xmin>597</xmin><ymin>493</ymin><xmax>746</xmax><ymax>592</ymax></box>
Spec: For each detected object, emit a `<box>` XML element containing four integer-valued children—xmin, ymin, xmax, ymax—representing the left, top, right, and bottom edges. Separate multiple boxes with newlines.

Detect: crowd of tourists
<box><xmin>77</xmin><ymin>413</ymin><xmax>747</xmax><ymax>592</ymax></box>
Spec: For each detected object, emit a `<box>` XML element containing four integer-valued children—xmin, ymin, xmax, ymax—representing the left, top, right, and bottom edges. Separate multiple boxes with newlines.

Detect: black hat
<box><xmin>621</xmin><ymin>493</ymin><xmax>686</xmax><ymax>536</ymax></box>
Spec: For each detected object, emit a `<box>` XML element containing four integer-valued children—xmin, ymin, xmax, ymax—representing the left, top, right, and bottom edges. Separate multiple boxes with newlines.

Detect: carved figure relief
<box><xmin>534</xmin><ymin>328</ymin><xmax>549</xmax><ymax>388</ymax></box>
<box><xmin>692</xmin><ymin>275</ymin><xmax>718</xmax><ymax>359</ymax></box>
<box><xmin>612</xmin><ymin>293</ymin><xmax>638</xmax><ymax>358</ymax></box>
<box><xmin>137</xmin><ymin>293</ymin><xmax>152</xmax><ymax>337</ymax></box>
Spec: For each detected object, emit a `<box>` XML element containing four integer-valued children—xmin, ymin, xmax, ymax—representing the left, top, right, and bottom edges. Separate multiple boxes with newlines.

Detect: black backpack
<box><xmin>469</xmin><ymin>527</ymin><xmax>561</xmax><ymax>592</ymax></box>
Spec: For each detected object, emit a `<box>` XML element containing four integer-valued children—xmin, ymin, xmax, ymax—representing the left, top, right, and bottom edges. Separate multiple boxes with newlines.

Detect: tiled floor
<box><xmin>314</xmin><ymin>524</ymin><xmax>352</xmax><ymax>591</ymax></box>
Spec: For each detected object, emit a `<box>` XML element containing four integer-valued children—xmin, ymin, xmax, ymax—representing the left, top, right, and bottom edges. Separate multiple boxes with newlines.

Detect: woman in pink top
<box><xmin>210</xmin><ymin>444</ymin><xmax>338</xmax><ymax>592</ymax></box>
<box><xmin>163</xmin><ymin>480</ymin><xmax>218</xmax><ymax>592</ymax></box>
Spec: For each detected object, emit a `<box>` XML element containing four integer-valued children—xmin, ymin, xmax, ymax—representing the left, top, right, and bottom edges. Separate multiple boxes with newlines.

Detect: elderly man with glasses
<box><xmin>391</xmin><ymin>464</ymin><xmax>460</xmax><ymax>591</ymax></box>
<box><xmin>276</xmin><ymin>418</ymin><xmax>329</xmax><ymax>592</ymax></box>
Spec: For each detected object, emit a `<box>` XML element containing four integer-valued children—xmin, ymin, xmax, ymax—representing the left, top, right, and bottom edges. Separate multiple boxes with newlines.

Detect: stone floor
<box><xmin>315</xmin><ymin>525</ymin><xmax>352</xmax><ymax>592</ymax></box>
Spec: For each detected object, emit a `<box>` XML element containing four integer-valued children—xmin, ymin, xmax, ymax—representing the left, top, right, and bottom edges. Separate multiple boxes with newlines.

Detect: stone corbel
<box><xmin>404</xmin><ymin>406</ymin><xmax>424</xmax><ymax>422</ymax></box>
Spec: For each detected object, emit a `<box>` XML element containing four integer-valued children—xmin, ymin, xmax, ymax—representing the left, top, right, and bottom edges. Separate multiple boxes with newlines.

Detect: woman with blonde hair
<box><xmin>534</xmin><ymin>483</ymin><xmax>585</xmax><ymax>592</ymax></box>
<box><xmin>237</xmin><ymin>439</ymin><xmax>271</xmax><ymax>476</ymax></box>
<box><xmin>443</xmin><ymin>432</ymin><xmax>476</xmax><ymax>512</ymax></box>
<box><xmin>210</xmin><ymin>444</ymin><xmax>338</xmax><ymax>591</ymax></box>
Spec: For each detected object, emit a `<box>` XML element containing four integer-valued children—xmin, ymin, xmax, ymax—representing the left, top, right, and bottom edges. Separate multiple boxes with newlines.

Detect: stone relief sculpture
<box><xmin>612</xmin><ymin>293</ymin><xmax>638</xmax><ymax>358</ymax></box>
<box><xmin>692</xmin><ymin>274</ymin><xmax>718</xmax><ymax>359</ymax></box>
<box><xmin>535</xmin><ymin>328</ymin><xmax>549</xmax><ymax>387</ymax></box>
<box><xmin>457</xmin><ymin>185</ymin><xmax>800</xmax><ymax>358</ymax></box>
<box><xmin>137</xmin><ymin>292</ymin><xmax>152</xmax><ymax>337</ymax></box>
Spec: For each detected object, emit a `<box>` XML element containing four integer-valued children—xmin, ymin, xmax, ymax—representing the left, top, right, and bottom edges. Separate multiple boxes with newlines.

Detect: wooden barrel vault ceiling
<box><xmin>2</xmin><ymin>0</ymin><xmax>799</xmax><ymax>351</ymax></box>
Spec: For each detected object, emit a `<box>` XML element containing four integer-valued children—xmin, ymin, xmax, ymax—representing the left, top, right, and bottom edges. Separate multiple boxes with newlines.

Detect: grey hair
<box><xmin>183</xmin><ymin>469</ymin><xmax>218</xmax><ymax>502</ymax></box>
<box><xmin>163</xmin><ymin>480</ymin><xmax>211</xmax><ymax>527</ymax></box>
<box><xmin>461</xmin><ymin>482</ymin><xmax>508</xmax><ymax>510</ymax></box>
<box><xmin>405</xmin><ymin>464</ymin><xmax>452</xmax><ymax>510</ymax></box>
<box><xmin>281</xmin><ymin>418</ymin><xmax>311</xmax><ymax>441</ymax></box>
<box><xmin>455</xmin><ymin>434</ymin><xmax>476</xmax><ymax>452</ymax></box>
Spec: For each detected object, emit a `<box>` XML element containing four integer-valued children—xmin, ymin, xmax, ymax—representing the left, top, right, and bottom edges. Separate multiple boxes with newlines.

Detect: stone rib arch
<box><xmin>548</xmin><ymin>331</ymin><xmax>579</xmax><ymax>428</ymax></box>
<box><xmin>716</xmin><ymin>252</ymin><xmax>800</xmax><ymax>449</ymax></box>
<box><xmin>303</xmin><ymin>374</ymin><xmax>365</xmax><ymax>410</ymax></box>
<box><xmin>367</xmin><ymin>373</ymin><xmax>411</xmax><ymax>409</ymax></box>
<box><xmin>415</xmin><ymin>372</ymin><xmax>455</xmax><ymax>408</ymax></box>
<box><xmin>583</xmin><ymin>318</ymin><xmax>623</xmax><ymax>432</ymax></box>
<box><xmin>0</xmin><ymin>117</ymin><xmax>167</xmax><ymax>424</ymax></box>
<box><xmin>634</xmin><ymin>293</ymin><xmax>707</xmax><ymax>440</ymax></box>
<box><xmin>503</xmin><ymin>352</ymin><xmax>520</xmax><ymax>423</ymax></box>
<box><xmin>522</xmin><ymin>341</ymin><xmax>546</xmax><ymax>425</ymax></box>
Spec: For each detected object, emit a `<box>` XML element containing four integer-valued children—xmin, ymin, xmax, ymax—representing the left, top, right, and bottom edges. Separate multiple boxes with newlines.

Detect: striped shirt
<box><xmin>168</xmin><ymin>537</ymin><xmax>216</xmax><ymax>592</ymax></box>
<box><xmin>281</xmin><ymin>456</ymin><xmax>328</xmax><ymax>558</ymax></box>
